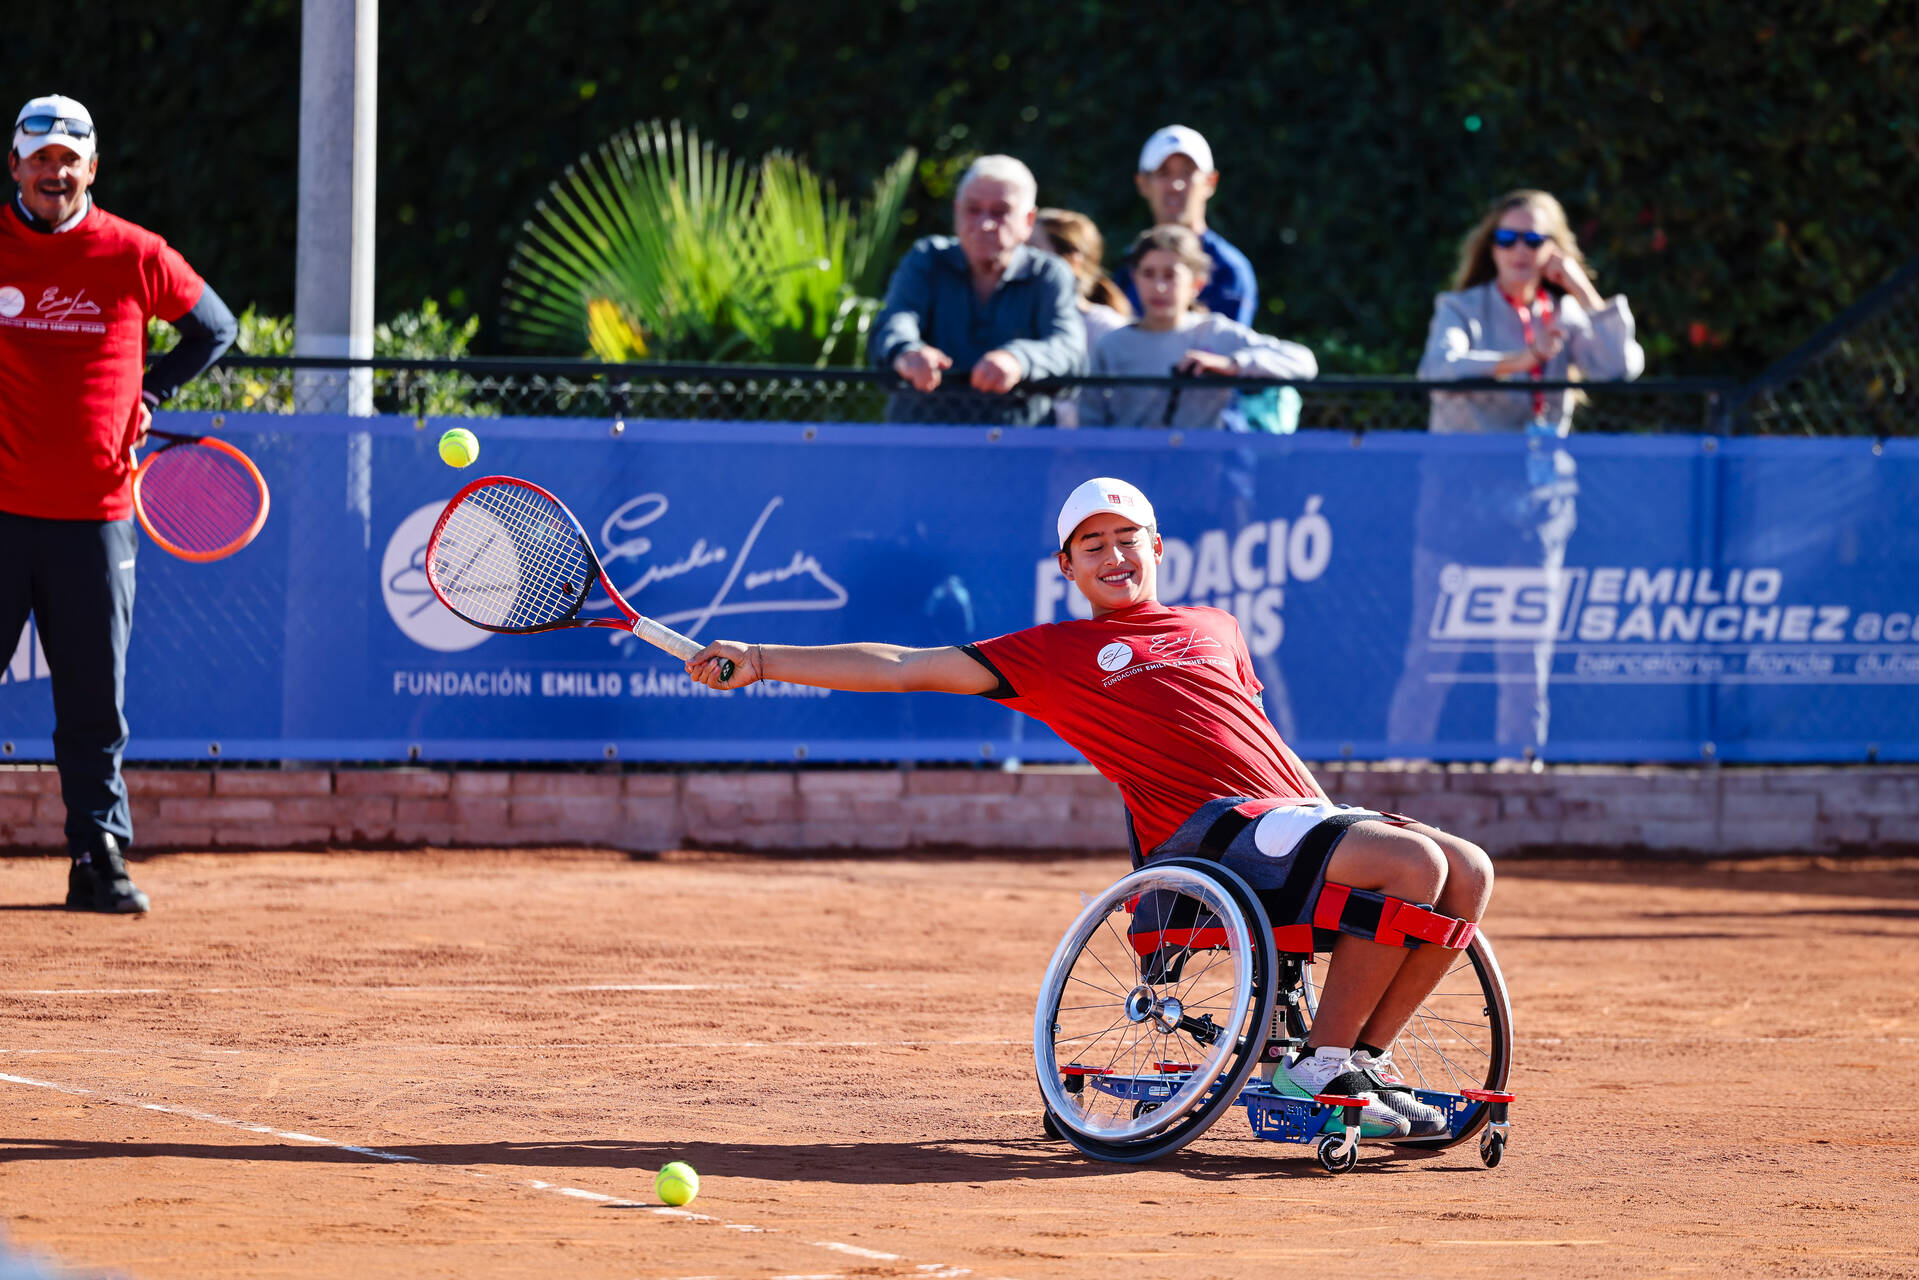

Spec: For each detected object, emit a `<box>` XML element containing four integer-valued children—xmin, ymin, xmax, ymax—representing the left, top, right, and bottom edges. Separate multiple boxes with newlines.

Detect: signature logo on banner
<box><xmin>593</xmin><ymin>492</ymin><xmax>848</xmax><ymax>637</ymax></box>
<box><xmin>381</xmin><ymin>502</ymin><xmax>494</xmax><ymax>652</ymax></box>
<box><xmin>379</xmin><ymin>492</ymin><xmax>850</xmax><ymax>653</ymax></box>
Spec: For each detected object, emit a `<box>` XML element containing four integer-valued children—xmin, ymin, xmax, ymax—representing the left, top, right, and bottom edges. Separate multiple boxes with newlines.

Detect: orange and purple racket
<box><xmin>131</xmin><ymin>430</ymin><xmax>271</xmax><ymax>562</ymax></box>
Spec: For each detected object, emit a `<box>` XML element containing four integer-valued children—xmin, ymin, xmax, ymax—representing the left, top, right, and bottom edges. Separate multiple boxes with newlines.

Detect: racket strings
<box><xmin>138</xmin><ymin>445</ymin><xmax>267</xmax><ymax>555</ymax></box>
<box><xmin>429</xmin><ymin>482</ymin><xmax>595</xmax><ymax>630</ymax></box>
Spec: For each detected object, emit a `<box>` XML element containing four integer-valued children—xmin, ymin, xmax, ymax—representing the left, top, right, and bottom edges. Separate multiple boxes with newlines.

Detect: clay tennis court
<box><xmin>3</xmin><ymin>848</ymin><xmax>1916</xmax><ymax>1278</ymax></box>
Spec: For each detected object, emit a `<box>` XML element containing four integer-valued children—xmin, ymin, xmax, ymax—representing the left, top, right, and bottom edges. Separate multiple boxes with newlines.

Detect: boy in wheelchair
<box><xmin>687</xmin><ymin>477</ymin><xmax>1494</xmax><ymax>1139</ymax></box>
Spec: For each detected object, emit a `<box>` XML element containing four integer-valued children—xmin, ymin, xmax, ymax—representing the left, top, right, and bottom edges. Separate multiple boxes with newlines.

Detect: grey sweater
<box><xmin>1416</xmin><ymin>282</ymin><xmax>1644</xmax><ymax>434</ymax></box>
<box><xmin>1083</xmin><ymin>312</ymin><xmax>1317</xmax><ymax>428</ymax></box>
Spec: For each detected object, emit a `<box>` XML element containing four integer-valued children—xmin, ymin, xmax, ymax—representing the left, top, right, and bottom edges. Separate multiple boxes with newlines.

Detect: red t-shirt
<box><xmin>0</xmin><ymin>203</ymin><xmax>206</xmax><ymax>520</ymax></box>
<box><xmin>970</xmin><ymin>600</ymin><xmax>1325</xmax><ymax>851</ymax></box>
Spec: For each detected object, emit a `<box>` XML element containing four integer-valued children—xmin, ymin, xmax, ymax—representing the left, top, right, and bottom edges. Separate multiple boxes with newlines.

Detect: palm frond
<box><xmin>504</xmin><ymin>120</ymin><xmax>916</xmax><ymax>365</ymax></box>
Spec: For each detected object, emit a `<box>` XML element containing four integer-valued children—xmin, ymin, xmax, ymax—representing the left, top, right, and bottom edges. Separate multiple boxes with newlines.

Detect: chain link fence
<box><xmin>1737</xmin><ymin>257</ymin><xmax>1919</xmax><ymax>437</ymax></box>
<box><xmin>176</xmin><ymin>356</ymin><xmax>1732</xmax><ymax>434</ymax></box>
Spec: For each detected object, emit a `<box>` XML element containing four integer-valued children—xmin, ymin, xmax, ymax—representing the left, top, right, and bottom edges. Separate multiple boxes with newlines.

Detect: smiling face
<box><xmin>1135</xmin><ymin>153</ymin><xmax>1217</xmax><ymax>230</ymax></box>
<box><xmin>954</xmin><ymin>176</ymin><xmax>1036</xmax><ymax>276</ymax></box>
<box><xmin>1057</xmin><ymin>511</ymin><xmax>1162</xmax><ymax>615</ymax></box>
<box><xmin>9</xmin><ymin>143</ymin><xmax>97</xmax><ymax>226</ymax></box>
<box><xmin>1490</xmin><ymin>203</ymin><xmax>1556</xmax><ymax>294</ymax></box>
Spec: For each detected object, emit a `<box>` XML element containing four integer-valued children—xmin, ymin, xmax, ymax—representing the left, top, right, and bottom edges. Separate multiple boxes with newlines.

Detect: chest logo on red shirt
<box><xmin>1148</xmin><ymin>631</ymin><xmax>1221</xmax><ymax>660</ymax></box>
<box><xmin>1097</xmin><ymin>629</ymin><xmax>1230</xmax><ymax>690</ymax></box>
<box><xmin>0</xmin><ymin>286</ymin><xmax>22</xmax><ymax>318</ymax></box>
<box><xmin>37</xmin><ymin>286</ymin><xmax>101</xmax><ymax>321</ymax></box>
<box><xmin>1096</xmin><ymin>641</ymin><xmax>1134</xmax><ymax>672</ymax></box>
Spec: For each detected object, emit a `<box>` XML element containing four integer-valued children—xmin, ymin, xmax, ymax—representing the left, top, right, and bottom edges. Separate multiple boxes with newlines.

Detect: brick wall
<box><xmin>2</xmin><ymin>762</ymin><xmax>1915</xmax><ymax>857</ymax></box>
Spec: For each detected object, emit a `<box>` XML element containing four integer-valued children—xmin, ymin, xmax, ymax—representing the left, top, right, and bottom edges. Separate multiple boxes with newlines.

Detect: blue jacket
<box><xmin>871</xmin><ymin>237</ymin><xmax>1086</xmax><ymax>425</ymax></box>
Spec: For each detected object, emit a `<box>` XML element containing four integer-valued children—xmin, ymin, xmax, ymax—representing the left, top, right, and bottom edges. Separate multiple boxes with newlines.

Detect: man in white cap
<box><xmin>1</xmin><ymin>94</ymin><xmax>237</xmax><ymax>913</ymax></box>
<box><xmin>682</xmin><ymin>477</ymin><xmax>1493</xmax><ymax>1138</ymax></box>
<box><xmin>1116</xmin><ymin>125</ymin><xmax>1259</xmax><ymax>327</ymax></box>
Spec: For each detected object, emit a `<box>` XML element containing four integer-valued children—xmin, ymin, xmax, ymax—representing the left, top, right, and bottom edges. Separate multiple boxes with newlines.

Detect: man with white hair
<box><xmin>1</xmin><ymin>94</ymin><xmax>237</xmax><ymax>913</ymax></box>
<box><xmin>871</xmin><ymin>154</ymin><xmax>1085</xmax><ymax>425</ymax></box>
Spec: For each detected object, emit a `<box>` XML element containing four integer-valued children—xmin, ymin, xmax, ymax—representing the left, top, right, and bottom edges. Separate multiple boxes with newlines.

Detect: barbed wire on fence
<box><xmin>173</xmin><ymin>356</ymin><xmax>1736</xmax><ymax>435</ymax></box>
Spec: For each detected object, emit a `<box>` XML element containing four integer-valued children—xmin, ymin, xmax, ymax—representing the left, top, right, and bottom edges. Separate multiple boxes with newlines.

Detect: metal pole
<box><xmin>294</xmin><ymin>0</ymin><xmax>377</xmax><ymax>417</ymax></box>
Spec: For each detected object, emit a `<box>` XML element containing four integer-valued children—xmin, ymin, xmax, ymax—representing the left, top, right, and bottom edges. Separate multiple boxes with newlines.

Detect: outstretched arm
<box><xmin>685</xmin><ymin>641</ymin><xmax>999</xmax><ymax>696</ymax></box>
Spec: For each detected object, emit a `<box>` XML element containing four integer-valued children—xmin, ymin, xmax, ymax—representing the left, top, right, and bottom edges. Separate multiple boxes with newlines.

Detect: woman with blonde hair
<box><xmin>1417</xmin><ymin>189</ymin><xmax>1643</xmax><ymax>434</ymax></box>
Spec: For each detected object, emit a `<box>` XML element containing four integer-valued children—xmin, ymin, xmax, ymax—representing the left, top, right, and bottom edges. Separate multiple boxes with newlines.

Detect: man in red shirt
<box><xmin>686</xmin><ymin>477</ymin><xmax>1494</xmax><ymax>1136</ymax></box>
<box><xmin>1</xmin><ymin>95</ymin><xmax>237</xmax><ymax>912</ymax></box>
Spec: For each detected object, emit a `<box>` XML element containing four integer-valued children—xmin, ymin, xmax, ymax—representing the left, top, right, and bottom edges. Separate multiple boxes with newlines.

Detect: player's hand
<box><xmin>1175</xmin><ymin>350</ymin><xmax>1237</xmax><ymax>377</ymax></box>
<box><xmin>893</xmin><ymin>345</ymin><xmax>953</xmax><ymax>392</ymax></box>
<box><xmin>128</xmin><ymin>397</ymin><xmax>154</xmax><ymax>453</ymax></box>
<box><xmin>687</xmin><ymin>640</ymin><xmax>759</xmax><ymax>690</ymax></box>
<box><xmin>970</xmin><ymin>349</ymin><xmax>1024</xmax><ymax>393</ymax></box>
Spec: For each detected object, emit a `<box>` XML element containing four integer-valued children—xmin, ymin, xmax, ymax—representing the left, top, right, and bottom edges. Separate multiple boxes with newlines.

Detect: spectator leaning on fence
<box><xmin>1116</xmin><ymin>125</ymin><xmax>1258</xmax><ymax>328</ymax></box>
<box><xmin>0</xmin><ymin>95</ymin><xmax>237</xmax><ymax>913</ymax></box>
<box><xmin>871</xmin><ymin>155</ymin><xmax>1085</xmax><ymax>426</ymax></box>
<box><xmin>1085</xmin><ymin>225</ymin><xmax>1315</xmax><ymax>429</ymax></box>
<box><xmin>1417</xmin><ymin>188</ymin><xmax>1644</xmax><ymax>433</ymax></box>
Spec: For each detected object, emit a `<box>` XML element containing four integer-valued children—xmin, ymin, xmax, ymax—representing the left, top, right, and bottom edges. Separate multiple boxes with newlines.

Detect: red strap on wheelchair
<box><xmin>1312</xmin><ymin>882</ymin><xmax>1476</xmax><ymax>950</ymax></box>
<box><xmin>1386</xmin><ymin>899</ymin><xmax>1478</xmax><ymax>949</ymax></box>
<box><xmin>1311</xmin><ymin>883</ymin><xmax>1351</xmax><ymax>932</ymax></box>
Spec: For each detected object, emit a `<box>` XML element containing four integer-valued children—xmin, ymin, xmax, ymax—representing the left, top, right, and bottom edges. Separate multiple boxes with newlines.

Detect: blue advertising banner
<box><xmin>3</xmin><ymin>415</ymin><xmax>1917</xmax><ymax>763</ymax></box>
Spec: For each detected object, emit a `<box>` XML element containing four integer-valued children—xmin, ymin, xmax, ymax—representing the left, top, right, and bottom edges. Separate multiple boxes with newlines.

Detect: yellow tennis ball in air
<box><xmin>654</xmin><ymin>1161</ymin><xmax>699</xmax><ymax>1206</ymax></box>
<box><xmin>438</xmin><ymin>427</ymin><xmax>480</xmax><ymax>468</ymax></box>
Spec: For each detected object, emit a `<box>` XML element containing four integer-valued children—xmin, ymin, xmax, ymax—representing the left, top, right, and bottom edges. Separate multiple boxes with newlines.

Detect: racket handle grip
<box><xmin>630</xmin><ymin>617</ymin><xmax>736</xmax><ymax>683</ymax></box>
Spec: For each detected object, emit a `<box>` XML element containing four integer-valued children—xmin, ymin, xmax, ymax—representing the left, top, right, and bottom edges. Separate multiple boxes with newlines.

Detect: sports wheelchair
<box><xmin>1033</xmin><ymin>856</ymin><xmax>1514</xmax><ymax>1173</ymax></box>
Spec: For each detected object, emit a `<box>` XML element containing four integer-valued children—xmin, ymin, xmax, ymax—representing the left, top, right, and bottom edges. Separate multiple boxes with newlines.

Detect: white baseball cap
<box><xmin>1138</xmin><ymin>124</ymin><xmax>1214</xmax><ymax>175</ymax></box>
<box><xmin>1057</xmin><ymin>477</ymin><xmax>1157</xmax><ymax>549</ymax></box>
<box><xmin>13</xmin><ymin>95</ymin><xmax>96</xmax><ymax>162</ymax></box>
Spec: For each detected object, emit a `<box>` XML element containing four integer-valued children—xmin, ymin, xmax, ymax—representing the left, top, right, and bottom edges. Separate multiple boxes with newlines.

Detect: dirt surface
<box><xmin>3</xmin><ymin>849</ymin><xmax>1917</xmax><ymax>1279</ymax></box>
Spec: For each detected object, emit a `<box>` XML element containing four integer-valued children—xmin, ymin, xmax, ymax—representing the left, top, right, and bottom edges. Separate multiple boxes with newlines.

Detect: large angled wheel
<box><xmin>1034</xmin><ymin>857</ymin><xmax>1276</xmax><ymax>1163</ymax></box>
<box><xmin>1299</xmin><ymin>930</ymin><xmax>1512</xmax><ymax>1150</ymax></box>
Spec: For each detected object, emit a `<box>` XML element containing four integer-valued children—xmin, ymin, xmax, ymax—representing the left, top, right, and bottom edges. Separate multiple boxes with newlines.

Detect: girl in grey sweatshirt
<box><xmin>1083</xmin><ymin>224</ymin><xmax>1315</xmax><ymax>428</ymax></box>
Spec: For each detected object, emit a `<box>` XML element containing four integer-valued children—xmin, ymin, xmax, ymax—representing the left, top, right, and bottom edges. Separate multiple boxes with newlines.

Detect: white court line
<box><xmin>0</xmin><ymin>1038</ymin><xmax>1028</xmax><ymax>1051</ymax></box>
<box><xmin>0</xmin><ymin>1039</ymin><xmax>1026</xmax><ymax>1054</ymax></box>
<box><xmin>2</xmin><ymin>981</ymin><xmax>925</xmax><ymax>996</ymax></box>
<box><xmin>0</xmin><ymin>1069</ymin><xmax>1010</xmax><ymax>1280</ymax></box>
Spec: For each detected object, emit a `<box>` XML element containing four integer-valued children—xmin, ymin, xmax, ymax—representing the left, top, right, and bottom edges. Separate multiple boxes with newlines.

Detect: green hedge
<box><xmin>14</xmin><ymin>1</ymin><xmax>1913</xmax><ymax>374</ymax></box>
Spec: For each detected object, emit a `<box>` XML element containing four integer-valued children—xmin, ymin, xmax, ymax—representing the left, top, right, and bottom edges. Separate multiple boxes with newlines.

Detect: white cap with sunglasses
<box><xmin>13</xmin><ymin>95</ymin><xmax>96</xmax><ymax>162</ymax></box>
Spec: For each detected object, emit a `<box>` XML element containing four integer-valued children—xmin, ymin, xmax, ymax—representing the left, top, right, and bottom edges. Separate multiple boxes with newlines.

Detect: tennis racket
<box><xmin>424</xmin><ymin>474</ymin><xmax>734</xmax><ymax>680</ymax></box>
<box><xmin>130</xmin><ymin>429</ymin><xmax>271</xmax><ymax>562</ymax></box>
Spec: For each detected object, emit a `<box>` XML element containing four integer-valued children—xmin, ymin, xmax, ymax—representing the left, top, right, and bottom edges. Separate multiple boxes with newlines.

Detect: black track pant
<box><xmin>0</xmin><ymin>511</ymin><xmax>137</xmax><ymax>852</ymax></box>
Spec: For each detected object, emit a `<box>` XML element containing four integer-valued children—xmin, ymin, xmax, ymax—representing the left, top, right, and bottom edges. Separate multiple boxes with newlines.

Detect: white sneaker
<box><xmin>1352</xmin><ymin>1049</ymin><xmax>1449</xmax><ymax>1137</ymax></box>
<box><xmin>1278</xmin><ymin>1048</ymin><xmax>1410</xmax><ymax>1138</ymax></box>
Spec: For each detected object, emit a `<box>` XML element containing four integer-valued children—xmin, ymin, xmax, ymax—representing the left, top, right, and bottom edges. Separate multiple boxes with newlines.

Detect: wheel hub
<box><xmin>1123</xmin><ymin>985</ymin><xmax>1184</xmax><ymax>1034</ymax></box>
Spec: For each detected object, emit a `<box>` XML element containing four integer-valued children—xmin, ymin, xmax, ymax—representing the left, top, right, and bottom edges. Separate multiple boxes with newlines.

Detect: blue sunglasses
<box><xmin>1491</xmin><ymin>228</ymin><xmax>1548</xmax><ymax>249</ymax></box>
<box><xmin>15</xmin><ymin>115</ymin><xmax>94</xmax><ymax>139</ymax></box>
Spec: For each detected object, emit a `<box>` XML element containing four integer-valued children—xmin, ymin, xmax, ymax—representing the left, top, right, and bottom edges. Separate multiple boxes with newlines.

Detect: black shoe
<box><xmin>66</xmin><ymin>835</ymin><xmax>150</xmax><ymax>914</ymax></box>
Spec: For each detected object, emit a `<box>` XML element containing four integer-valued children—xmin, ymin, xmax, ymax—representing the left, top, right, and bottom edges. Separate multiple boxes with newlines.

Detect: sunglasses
<box><xmin>15</xmin><ymin>115</ymin><xmax>94</xmax><ymax>139</ymax></box>
<box><xmin>1491</xmin><ymin>228</ymin><xmax>1548</xmax><ymax>250</ymax></box>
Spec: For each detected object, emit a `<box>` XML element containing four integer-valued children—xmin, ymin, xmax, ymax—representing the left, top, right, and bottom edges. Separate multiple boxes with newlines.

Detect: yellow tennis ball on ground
<box><xmin>438</xmin><ymin>427</ymin><xmax>479</xmax><ymax>467</ymax></box>
<box><xmin>654</xmin><ymin>1161</ymin><xmax>699</xmax><ymax>1206</ymax></box>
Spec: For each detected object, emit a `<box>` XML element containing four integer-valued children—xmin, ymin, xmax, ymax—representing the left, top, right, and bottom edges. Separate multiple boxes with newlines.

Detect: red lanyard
<box><xmin>1502</xmin><ymin>286</ymin><xmax>1555</xmax><ymax>417</ymax></box>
